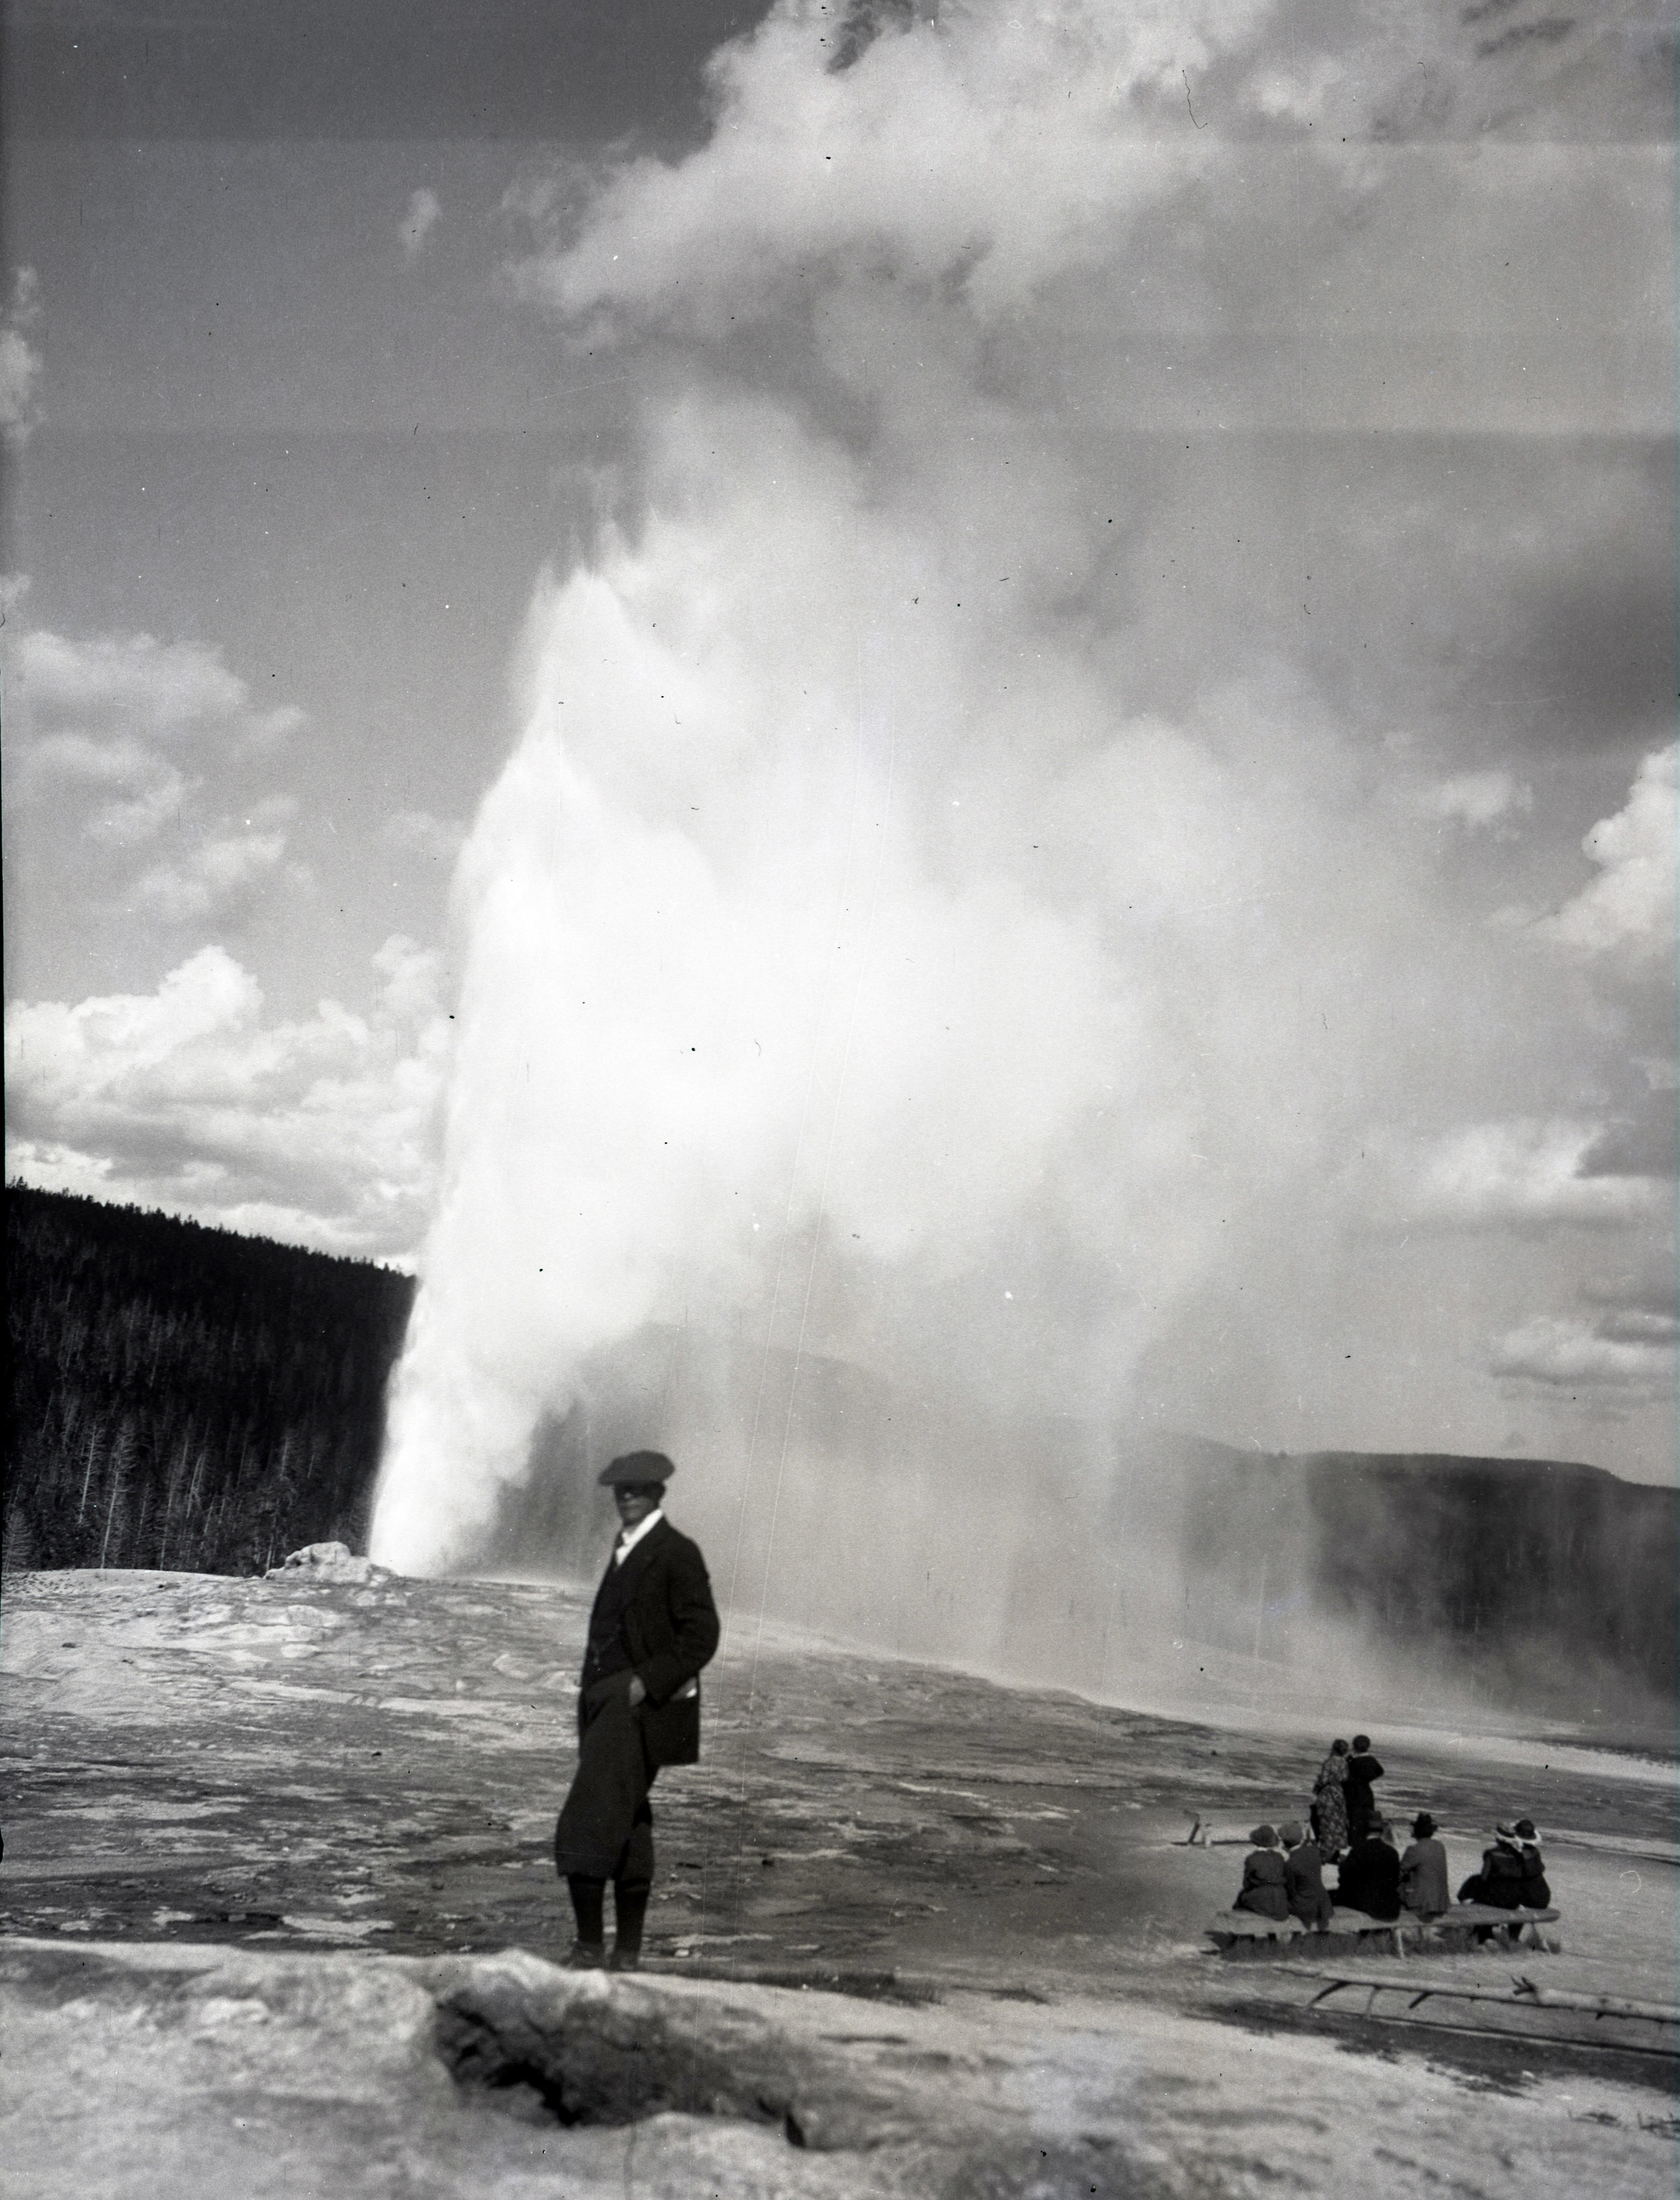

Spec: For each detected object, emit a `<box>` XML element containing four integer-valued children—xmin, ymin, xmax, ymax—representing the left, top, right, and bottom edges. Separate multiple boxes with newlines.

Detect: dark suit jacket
<box><xmin>581</xmin><ymin>1518</ymin><xmax>720</xmax><ymax>1768</ymax></box>
<box><xmin>1335</xmin><ymin>1835</ymin><xmax>1401</xmax><ymax>1920</ymax></box>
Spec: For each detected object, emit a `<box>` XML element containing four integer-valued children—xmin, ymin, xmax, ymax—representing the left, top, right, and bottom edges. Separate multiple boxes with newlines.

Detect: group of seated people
<box><xmin>1233</xmin><ymin>1813</ymin><xmax>1550</xmax><ymax>1928</ymax></box>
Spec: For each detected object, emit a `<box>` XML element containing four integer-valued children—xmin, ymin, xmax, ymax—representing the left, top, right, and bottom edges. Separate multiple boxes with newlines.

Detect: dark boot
<box><xmin>566</xmin><ymin>1874</ymin><xmax>606</xmax><ymax>1965</ymax></box>
<box><xmin>610</xmin><ymin>1884</ymin><xmax>649</xmax><ymax>1971</ymax></box>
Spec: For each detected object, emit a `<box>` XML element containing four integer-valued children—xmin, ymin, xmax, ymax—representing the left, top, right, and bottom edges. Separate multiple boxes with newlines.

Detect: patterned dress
<box><xmin>1311</xmin><ymin>1751</ymin><xmax>1351</xmax><ymax>1859</ymax></box>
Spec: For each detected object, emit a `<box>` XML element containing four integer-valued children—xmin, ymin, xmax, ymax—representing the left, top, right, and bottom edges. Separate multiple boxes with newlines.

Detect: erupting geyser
<box><xmin>370</xmin><ymin>0</ymin><xmax>1673</xmax><ymax>1629</ymax></box>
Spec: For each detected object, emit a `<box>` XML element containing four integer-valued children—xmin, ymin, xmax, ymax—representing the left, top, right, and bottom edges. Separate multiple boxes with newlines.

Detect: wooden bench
<box><xmin>1420</xmin><ymin>1902</ymin><xmax>1560</xmax><ymax>1952</ymax></box>
<box><xmin>1204</xmin><ymin>1910</ymin><xmax>1415</xmax><ymax>1958</ymax></box>
<box><xmin>1207</xmin><ymin>1903</ymin><xmax>1560</xmax><ymax>1959</ymax></box>
<box><xmin>1205</xmin><ymin>1909</ymin><xmax>1307</xmax><ymax>1957</ymax></box>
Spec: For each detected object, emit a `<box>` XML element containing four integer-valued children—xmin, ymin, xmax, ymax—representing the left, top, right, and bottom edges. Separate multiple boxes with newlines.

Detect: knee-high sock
<box><xmin>567</xmin><ymin>1874</ymin><xmax>605</xmax><ymax>1947</ymax></box>
<box><xmin>612</xmin><ymin>1884</ymin><xmax>650</xmax><ymax>1957</ymax></box>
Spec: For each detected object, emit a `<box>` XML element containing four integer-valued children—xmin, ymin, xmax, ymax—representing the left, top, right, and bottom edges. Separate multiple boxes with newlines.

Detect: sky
<box><xmin>1</xmin><ymin>0</ymin><xmax>1675</xmax><ymax>1542</ymax></box>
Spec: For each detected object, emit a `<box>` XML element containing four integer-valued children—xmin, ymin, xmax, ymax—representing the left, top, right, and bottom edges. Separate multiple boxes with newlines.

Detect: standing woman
<box><xmin>1311</xmin><ymin>1738</ymin><xmax>1352</xmax><ymax>1862</ymax></box>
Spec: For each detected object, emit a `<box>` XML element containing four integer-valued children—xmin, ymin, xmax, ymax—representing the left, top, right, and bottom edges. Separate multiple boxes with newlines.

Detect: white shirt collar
<box><xmin>614</xmin><ymin>1507</ymin><xmax>664</xmax><ymax>1563</ymax></box>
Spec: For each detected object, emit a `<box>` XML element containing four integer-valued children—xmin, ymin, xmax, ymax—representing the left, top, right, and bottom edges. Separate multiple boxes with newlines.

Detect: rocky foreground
<box><xmin>2</xmin><ymin>1564</ymin><xmax>1677</xmax><ymax>2198</ymax></box>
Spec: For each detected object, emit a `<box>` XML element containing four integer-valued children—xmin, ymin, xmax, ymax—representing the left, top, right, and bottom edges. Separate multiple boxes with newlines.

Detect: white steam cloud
<box><xmin>370</xmin><ymin>0</ymin><xmax>1670</xmax><ymax>1590</ymax></box>
<box><xmin>368</xmin><ymin>388</ymin><xmax>1565</xmax><ymax>1576</ymax></box>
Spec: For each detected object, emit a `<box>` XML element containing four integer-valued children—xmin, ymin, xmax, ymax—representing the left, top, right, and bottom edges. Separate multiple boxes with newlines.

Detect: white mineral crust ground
<box><xmin>2</xmin><ymin>1567</ymin><xmax>1676</xmax><ymax>2197</ymax></box>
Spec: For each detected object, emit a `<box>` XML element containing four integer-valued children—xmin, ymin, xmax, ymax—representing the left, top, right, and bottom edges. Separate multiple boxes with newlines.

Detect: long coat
<box><xmin>1234</xmin><ymin>1848</ymin><xmax>1290</xmax><ymax>1920</ymax></box>
<box><xmin>1518</xmin><ymin>1842</ymin><xmax>1551</xmax><ymax>1909</ymax></box>
<box><xmin>1343</xmin><ymin>1752</ymin><xmax>1384</xmax><ymax>1838</ymax></box>
<box><xmin>1458</xmin><ymin>1840</ymin><xmax>1526</xmax><ymax>1909</ymax></box>
<box><xmin>580</xmin><ymin>1518</ymin><xmax>720</xmax><ymax>1768</ymax></box>
<box><xmin>1284</xmin><ymin>1838</ymin><xmax>1333</xmax><ymax>1928</ymax></box>
<box><xmin>1399</xmin><ymin>1836</ymin><xmax>1451</xmax><ymax>1917</ymax></box>
<box><xmin>1335</xmin><ymin>1835</ymin><xmax>1401</xmax><ymax>1920</ymax></box>
<box><xmin>1312</xmin><ymin>1753</ymin><xmax>1351</xmax><ymax>1858</ymax></box>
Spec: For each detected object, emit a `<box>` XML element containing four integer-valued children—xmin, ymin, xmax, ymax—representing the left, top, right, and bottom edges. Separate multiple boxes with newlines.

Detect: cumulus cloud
<box><xmin>1490</xmin><ymin>1315</ymin><xmax>1676</xmax><ymax>1408</ymax></box>
<box><xmin>5</xmin><ymin>940</ymin><xmax>452</xmax><ymax>1258</ymax></box>
<box><xmin>1492</xmin><ymin>1251</ymin><xmax>1675</xmax><ymax>1414</ymax></box>
<box><xmin>1392</xmin><ymin>1120</ymin><xmax>1669</xmax><ymax>1231</ymax></box>
<box><xmin>399</xmin><ymin>187</ymin><xmax>442</xmax><ymax>262</ymax></box>
<box><xmin>13</xmin><ymin>627</ymin><xmax>302</xmax><ymax>754</ymax></box>
<box><xmin>29</xmin><ymin>733</ymin><xmax>195</xmax><ymax>847</ymax></box>
<box><xmin>133</xmin><ymin>815</ymin><xmax>302</xmax><ymax>924</ymax></box>
<box><xmin>1541</xmin><ymin>743</ymin><xmax>1678</xmax><ymax>958</ymax></box>
<box><xmin>1421</xmin><ymin>771</ymin><xmax>1533</xmax><ymax>833</ymax></box>
<box><xmin>5</xmin><ymin>624</ymin><xmax>307</xmax><ymax>922</ymax></box>
<box><xmin>385</xmin><ymin>807</ymin><xmax>467</xmax><ymax>864</ymax></box>
<box><xmin>0</xmin><ymin>266</ymin><xmax>43</xmax><ymax>443</ymax></box>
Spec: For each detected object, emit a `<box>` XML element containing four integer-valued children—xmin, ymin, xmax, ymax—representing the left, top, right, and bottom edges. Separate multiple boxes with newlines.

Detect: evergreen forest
<box><xmin>5</xmin><ymin>1186</ymin><xmax>415</xmax><ymax>1576</ymax></box>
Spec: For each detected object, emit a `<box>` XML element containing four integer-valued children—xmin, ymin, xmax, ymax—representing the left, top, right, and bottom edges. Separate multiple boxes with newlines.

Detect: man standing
<box><xmin>553</xmin><ymin>1451</ymin><xmax>720</xmax><ymax>1970</ymax></box>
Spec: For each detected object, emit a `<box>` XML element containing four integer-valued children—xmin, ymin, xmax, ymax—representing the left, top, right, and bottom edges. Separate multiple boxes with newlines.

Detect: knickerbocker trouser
<box><xmin>554</xmin><ymin>1674</ymin><xmax>658</xmax><ymax>1889</ymax></box>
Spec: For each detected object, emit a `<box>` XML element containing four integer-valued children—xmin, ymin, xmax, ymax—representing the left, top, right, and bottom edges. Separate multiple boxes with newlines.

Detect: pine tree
<box><xmin>7</xmin><ymin>1186</ymin><xmax>415</xmax><ymax>1576</ymax></box>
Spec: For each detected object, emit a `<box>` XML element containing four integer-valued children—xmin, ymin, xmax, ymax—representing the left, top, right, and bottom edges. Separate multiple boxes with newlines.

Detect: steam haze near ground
<box><xmin>370</xmin><ymin>1</ymin><xmax>1676</xmax><ymax>1629</ymax></box>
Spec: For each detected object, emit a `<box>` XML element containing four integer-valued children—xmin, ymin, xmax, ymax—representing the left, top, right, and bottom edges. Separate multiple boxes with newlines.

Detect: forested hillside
<box><xmin>5</xmin><ymin>1188</ymin><xmax>414</xmax><ymax>1576</ymax></box>
<box><xmin>1177</xmin><ymin>1440</ymin><xmax>1679</xmax><ymax>1709</ymax></box>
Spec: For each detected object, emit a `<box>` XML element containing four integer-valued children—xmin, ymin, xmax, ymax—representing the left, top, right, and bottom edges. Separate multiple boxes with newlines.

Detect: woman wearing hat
<box><xmin>1232</xmin><ymin>1824</ymin><xmax>1291</xmax><ymax>1920</ymax></box>
<box><xmin>1398</xmin><ymin>1812</ymin><xmax>1450</xmax><ymax>1918</ymax></box>
<box><xmin>1512</xmin><ymin>1818</ymin><xmax>1550</xmax><ymax>1908</ymax></box>
<box><xmin>1456</xmin><ymin>1823</ymin><xmax>1526</xmax><ymax>1910</ymax></box>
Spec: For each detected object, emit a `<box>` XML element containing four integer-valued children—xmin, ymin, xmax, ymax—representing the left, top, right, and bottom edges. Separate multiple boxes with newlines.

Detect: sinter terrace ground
<box><xmin>1</xmin><ymin>1565</ymin><xmax>1676</xmax><ymax>2199</ymax></box>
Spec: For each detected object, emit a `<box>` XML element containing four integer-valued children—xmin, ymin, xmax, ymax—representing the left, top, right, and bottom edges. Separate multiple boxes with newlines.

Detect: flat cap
<box><xmin>598</xmin><ymin>1450</ymin><xmax>677</xmax><ymax>1488</ymax></box>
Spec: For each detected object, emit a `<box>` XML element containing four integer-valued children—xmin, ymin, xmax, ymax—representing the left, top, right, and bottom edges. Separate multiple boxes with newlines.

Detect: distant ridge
<box><xmin>6</xmin><ymin>1207</ymin><xmax>1675</xmax><ymax>1722</ymax></box>
<box><xmin>1181</xmin><ymin>1434</ymin><xmax>1651</xmax><ymax>1488</ymax></box>
<box><xmin>1171</xmin><ymin>1436</ymin><xmax>1678</xmax><ymax>1710</ymax></box>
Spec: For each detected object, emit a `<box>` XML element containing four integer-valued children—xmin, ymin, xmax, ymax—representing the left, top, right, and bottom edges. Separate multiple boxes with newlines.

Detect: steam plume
<box><xmin>371</xmin><ymin>0</ymin><xmax>1664</xmax><ymax>1608</ymax></box>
